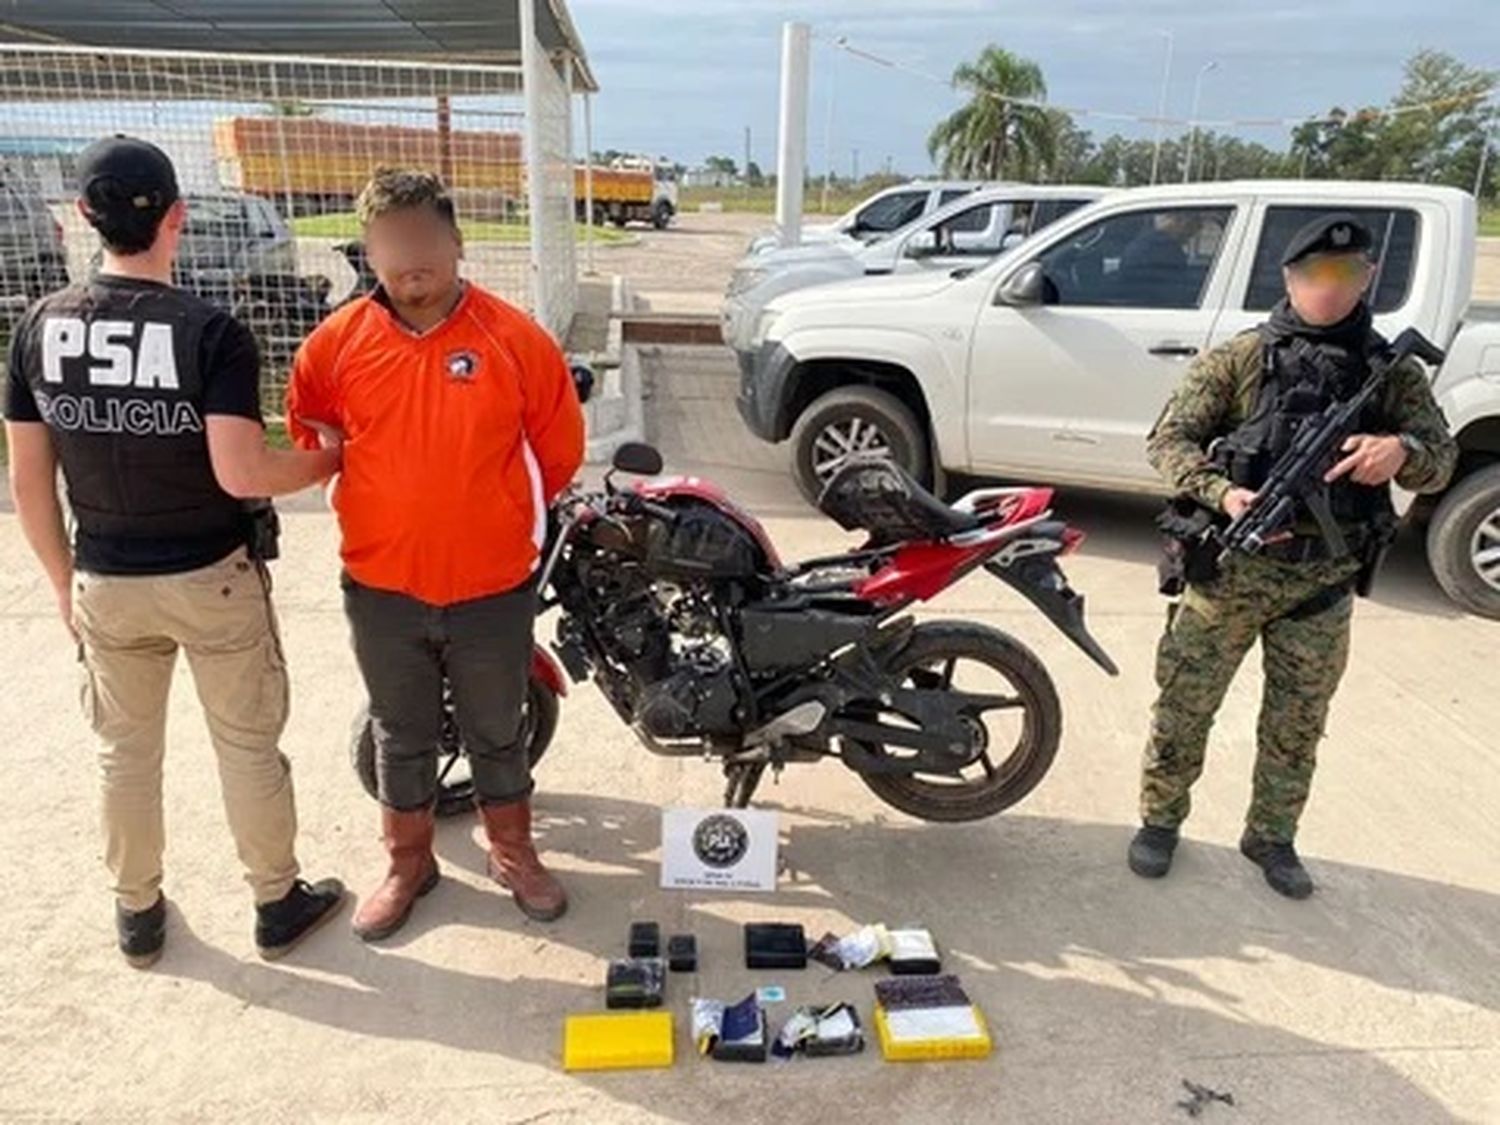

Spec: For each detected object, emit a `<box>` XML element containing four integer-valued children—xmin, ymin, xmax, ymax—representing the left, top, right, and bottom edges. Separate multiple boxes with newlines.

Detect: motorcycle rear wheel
<box><xmin>854</xmin><ymin>621</ymin><xmax>1062</xmax><ymax>823</ymax></box>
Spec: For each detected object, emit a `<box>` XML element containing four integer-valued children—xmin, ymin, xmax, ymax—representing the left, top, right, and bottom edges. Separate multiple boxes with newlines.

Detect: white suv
<box><xmin>724</xmin><ymin>185</ymin><xmax>1108</xmax><ymax>352</ymax></box>
<box><xmin>745</xmin><ymin>180</ymin><xmax>985</xmax><ymax>256</ymax></box>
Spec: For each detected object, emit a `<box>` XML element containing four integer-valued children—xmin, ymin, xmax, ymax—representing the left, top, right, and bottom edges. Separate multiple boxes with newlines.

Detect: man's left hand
<box><xmin>1325</xmin><ymin>434</ymin><xmax>1407</xmax><ymax>486</ymax></box>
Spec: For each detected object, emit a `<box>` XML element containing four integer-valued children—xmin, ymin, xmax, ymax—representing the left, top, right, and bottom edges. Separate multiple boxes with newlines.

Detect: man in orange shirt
<box><xmin>288</xmin><ymin>169</ymin><xmax>584</xmax><ymax>938</ymax></box>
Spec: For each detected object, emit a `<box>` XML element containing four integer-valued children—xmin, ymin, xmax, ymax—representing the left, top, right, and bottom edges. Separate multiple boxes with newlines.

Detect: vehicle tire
<box><xmin>789</xmin><ymin>385</ymin><xmax>930</xmax><ymax>505</ymax></box>
<box><xmin>1426</xmin><ymin>463</ymin><xmax>1500</xmax><ymax>619</ymax></box>
<box><xmin>651</xmin><ymin>201</ymin><xmax>674</xmax><ymax>230</ymax></box>
<box><xmin>855</xmin><ymin>621</ymin><xmax>1062</xmax><ymax>823</ymax></box>
<box><xmin>350</xmin><ymin>676</ymin><xmax>560</xmax><ymax>816</ymax></box>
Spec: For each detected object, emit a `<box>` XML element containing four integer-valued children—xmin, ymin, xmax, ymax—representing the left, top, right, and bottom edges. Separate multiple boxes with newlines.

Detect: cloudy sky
<box><xmin>566</xmin><ymin>0</ymin><xmax>1496</xmax><ymax>175</ymax></box>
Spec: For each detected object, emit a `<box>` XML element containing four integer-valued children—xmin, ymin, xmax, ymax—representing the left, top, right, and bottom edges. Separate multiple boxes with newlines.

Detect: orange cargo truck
<box><xmin>213</xmin><ymin>117</ymin><xmax>677</xmax><ymax>228</ymax></box>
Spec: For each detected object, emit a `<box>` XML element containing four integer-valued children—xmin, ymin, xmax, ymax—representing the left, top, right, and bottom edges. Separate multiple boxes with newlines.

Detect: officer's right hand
<box><xmin>1222</xmin><ymin>488</ymin><xmax>1257</xmax><ymax>520</ymax></box>
<box><xmin>300</xmin><ymin>417</ymin><xmax>345</xmax><ymax>453</ymax></box>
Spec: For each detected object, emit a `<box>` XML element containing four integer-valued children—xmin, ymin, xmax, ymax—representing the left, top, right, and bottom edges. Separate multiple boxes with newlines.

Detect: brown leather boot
<box><xmin>351</xmin><ymin>805</ymin><xmax>440</xmax><ymax>942</ymax></box>
<box><xmin>477</xmin><ymin>799</ymin><xmax>568</xmax><ymax>922</ymax></box>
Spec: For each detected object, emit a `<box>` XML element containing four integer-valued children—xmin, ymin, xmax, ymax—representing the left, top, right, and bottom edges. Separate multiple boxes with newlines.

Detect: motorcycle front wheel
<box><xmin>852</xmin><ymin>621</ymin><xmax>1062</xmax><ymax>823</ymax></box>
<box><xmin>350</xmin><ymin>677</ymin><xmax>560</xmax><ymax>818</ymax></box>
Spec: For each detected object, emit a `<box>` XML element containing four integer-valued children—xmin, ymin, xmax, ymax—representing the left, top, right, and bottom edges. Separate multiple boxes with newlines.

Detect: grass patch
<box><xmin>678</xmin><ymin>184</ymin><xmax>859</xmax><ymax>216</ymax></box>
<box><xmin>1481</xmin><ymin>208</ymin><xmax>1500</xmax><ymax>237</ymax></box>
<box><xmin>292</xmin><ymin>213</ymin><xmax>633</xmax><ymax>245</ymax></box>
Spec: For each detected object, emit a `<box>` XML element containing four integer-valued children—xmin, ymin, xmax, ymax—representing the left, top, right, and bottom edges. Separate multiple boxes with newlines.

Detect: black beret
<box><xmin>1281</xmin><ymin>212</ymin><xmax>1374</xmax><ymax>267</ymax></box>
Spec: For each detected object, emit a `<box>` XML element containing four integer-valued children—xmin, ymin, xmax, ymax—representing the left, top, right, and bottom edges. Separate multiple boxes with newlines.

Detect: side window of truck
<box><xmin>856</xmin><ymin>191</ymin><xmax>929</xmax><ymax>234</ymax></box>
<box><xmin>1244</xmin><ymin>206</ymin><xmax>1420</xmax><ymax>313</ymax></box>
<box><xmin>1033</xmin><ymin>206</ymin><xmax>1234</xmax><ymax>309</ymax></box>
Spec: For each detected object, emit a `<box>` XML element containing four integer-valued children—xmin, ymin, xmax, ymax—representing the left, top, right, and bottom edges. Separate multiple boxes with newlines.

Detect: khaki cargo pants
<box><xmin>73</xmin><ymin>548</ymin><xmax>300</xmax><ymax>912</ymax></box>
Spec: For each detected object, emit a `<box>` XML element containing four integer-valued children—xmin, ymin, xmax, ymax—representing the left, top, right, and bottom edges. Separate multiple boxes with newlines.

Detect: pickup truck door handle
<box><xmin>1148</xmin><ymin>342</ymin><xmax>1200</xmax><ymax>357</ymax></box>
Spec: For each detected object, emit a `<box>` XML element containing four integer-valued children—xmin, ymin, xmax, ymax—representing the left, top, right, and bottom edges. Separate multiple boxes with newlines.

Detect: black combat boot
<box><xmin>116</xmin><ymin>895</ymin><xmax>167</xmax><ymax>969</ymax></box>
<box><xmin>255</xmin><ymin>877</ymin><xmax>347</xmax><ymax>960</ymax></box>
<box><xmin>1127</xmin><ymin>825</ymin><xmax>1180</xmax><ymax>878</ymax></box>
<box><xmin>1239</xmin><ymin>830</ymin><xmax>1314</xmax><ymax>900</ymax></box>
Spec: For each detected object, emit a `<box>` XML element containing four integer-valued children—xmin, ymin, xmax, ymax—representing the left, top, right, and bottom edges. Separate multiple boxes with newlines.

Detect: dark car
<box><xmin>0</xmin><ymin>177</ymin><xmax>70</xmax><ymax>302</ymax></box>
<box><xmin>175</xmin><ymin>193</ymin><xmax>299</xmax><ymax>298</ymax></box>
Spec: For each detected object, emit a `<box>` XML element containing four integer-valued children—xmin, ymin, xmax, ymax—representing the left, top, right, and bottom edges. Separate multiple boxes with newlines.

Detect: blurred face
<box><xmin>364</xmin><ymin>205</ymin><xmax>463</xmax><ymax>308</ymax></box>
<box><xmin>1283</xmin><ymin>252</ymin><xmax>1375</xmax><ymax>326</ymax></box>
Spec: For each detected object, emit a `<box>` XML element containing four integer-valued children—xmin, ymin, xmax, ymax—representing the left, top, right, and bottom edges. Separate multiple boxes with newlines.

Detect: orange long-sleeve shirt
<box><xmin>287</xmin><ymin>284</ymin><xmax>585</xmax><ymax>606</ymax></box>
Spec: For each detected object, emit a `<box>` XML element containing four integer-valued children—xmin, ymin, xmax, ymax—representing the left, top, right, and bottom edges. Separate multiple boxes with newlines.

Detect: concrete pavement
<box><xmin>1</xmin><ymin>344</ymin><xmax>1497</xmax><ymax>1123</ymax></box>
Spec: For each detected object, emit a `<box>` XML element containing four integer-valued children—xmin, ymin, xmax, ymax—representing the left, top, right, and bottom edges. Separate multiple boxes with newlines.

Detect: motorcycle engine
<box><xmin>580</xmin><ymin>559</ymin><xmax>743</xmax><ymax>740</ymax></box>
<box><xmin>632</xmin><ymin>581</ymin><xmax>742</xmax><ymax>739</ymax></box>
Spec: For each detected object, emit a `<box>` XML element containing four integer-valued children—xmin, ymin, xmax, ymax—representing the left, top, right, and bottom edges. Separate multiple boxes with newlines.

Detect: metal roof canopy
<box><xmin>0</xmin><ymin>0</ymin><xmax>597</xmax><ymax>96</ymax></box>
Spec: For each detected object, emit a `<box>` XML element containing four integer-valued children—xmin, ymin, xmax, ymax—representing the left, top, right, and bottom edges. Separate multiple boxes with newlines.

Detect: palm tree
<box><xmin>928</xmin><ymin>46</ymin><xmax>1056</xmax><ymax>181</ymax></box>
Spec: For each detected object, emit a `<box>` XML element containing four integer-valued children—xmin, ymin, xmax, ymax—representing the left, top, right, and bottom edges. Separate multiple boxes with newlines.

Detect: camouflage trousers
<box><xmin>1140</xmin><ymin>551</ymin><xmax>1363</xmax><ymax>843</ymax></box>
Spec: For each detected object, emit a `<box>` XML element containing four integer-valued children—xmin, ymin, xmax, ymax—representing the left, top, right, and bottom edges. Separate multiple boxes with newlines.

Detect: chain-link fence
<box><xmin>0</xmin><ymin>42</ymin><xmax>578</xmax><ymax>418</ymax></box>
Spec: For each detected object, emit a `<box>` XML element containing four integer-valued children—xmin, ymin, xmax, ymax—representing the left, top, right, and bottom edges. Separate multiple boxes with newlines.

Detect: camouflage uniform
<box><xmin>1141</xmin><ymin>328</ymin><xmax>1458</xmax><ymax>842</ymax></box>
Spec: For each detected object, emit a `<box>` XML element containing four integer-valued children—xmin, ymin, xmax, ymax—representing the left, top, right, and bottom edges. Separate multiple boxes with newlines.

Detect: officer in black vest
<box><xmin>3</xmin><ymin>136</ymin><xmax>346</xmax><ymax>966</ymax></box>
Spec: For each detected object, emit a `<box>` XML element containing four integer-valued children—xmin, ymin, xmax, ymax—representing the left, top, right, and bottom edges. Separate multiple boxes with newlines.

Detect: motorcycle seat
<box><xmin>817</xmin><ymin>455</ymin><xmax>980</xmax><ymax>545</ymax></box>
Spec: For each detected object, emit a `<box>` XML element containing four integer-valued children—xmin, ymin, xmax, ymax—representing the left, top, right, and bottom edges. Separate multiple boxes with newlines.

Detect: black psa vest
<box><xmin>1218</xmin><ymin>322</ymin><xmax>1395</xmax><ymax>532</ymax></box>
<box><xmin>14</xmin><ymin>278</ymin><xmax>246</xmax><ymax>542</ymax></box>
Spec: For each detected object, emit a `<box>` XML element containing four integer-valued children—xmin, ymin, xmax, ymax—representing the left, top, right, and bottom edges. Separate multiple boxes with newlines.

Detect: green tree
<box><xmin>927</xmin><ymin>45</ymin><xmax>1056</xmax><ymax>180</ymax></box>
<box><xmin>267</xmin><ymin>98</ymin><xmax>317</xmax><ymax>117</ymax></box>
<box><xmin>1376</xmin><ymin>49</ymin><xmax>1496</xmax><ymax>193</ymax></box>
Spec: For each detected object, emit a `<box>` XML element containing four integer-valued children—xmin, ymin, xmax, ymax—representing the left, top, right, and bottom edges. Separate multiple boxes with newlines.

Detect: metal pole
<box><xmin>436</xmin><ymin>95</ymin><xmax>454</xmax><ymax>185</ymax></box>
<box><xmin>1475</xmin><ymin>124</ymin><xmax>1495</xmax><ymax>199</ymax></box>
<box><xmin>582</xmin><ymin>77</ymin><xmax>595</xmax><ymax>275</ymax></box>
<box><xmin>775</xmin><ymin>21</ymin><xmax>811</xmax><ymax>248</ymax></box>
<box><xmin>519</xmin><ymin>0</ymin><xmax>551</xmax><ymax>329</ymax></box>
<box><xmin>820</xmin><ymin>43</ymin><xmax>836</xmax><ymax>214</ymax></box>
<box><xmin>744</xmin><ymin>124</ymin><xmax>752</xmax><ymax>202</ymax></box>
<box><xmin>1183</xmin><ymin>61</ymin><xmax>1217</xmax><ymax>184</ymax></box>
<box><xmin>1149</xmin><ymin>30</ymin><xmax>1174</xmax><ymax>186</ymax></box>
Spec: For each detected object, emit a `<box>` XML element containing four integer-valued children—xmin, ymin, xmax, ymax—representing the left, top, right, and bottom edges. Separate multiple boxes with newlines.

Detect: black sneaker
<box><xmin>116</xmin><ymin>896</ymin><xmax>167</xmax><ymax>969</ymax></box>
<box><xmin>255</xmin><ymin>878</ymin><xmax>347</xmax><ymax>960</ymax></box>
<box><xmin>1240</xmin><ymin>830</ymin><xmax>1314</xmax><ymax>900</ymax></box>
<box><xmin>1128</xmin><ymin>825</ymin><xmax>1180</xmax><ymax>878</ymax></box>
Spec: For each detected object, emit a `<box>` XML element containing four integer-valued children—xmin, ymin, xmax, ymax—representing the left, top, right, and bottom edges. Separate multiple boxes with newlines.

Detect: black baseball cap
<box><xmin>75</xmin><ymin>134</ymin><xmax>179</xmax><ymax>219</ymax></box>
<box><xmin>1281</xmin><ymin>212</ymin><xmax>1374</xmax><ymax>267</ymax></box>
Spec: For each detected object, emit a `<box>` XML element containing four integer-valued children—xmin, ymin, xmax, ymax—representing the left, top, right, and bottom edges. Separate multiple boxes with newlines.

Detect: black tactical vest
<box><xmin>14</xmin><ymin>278</ymin><xmax>246</xmax><ymax>541</ymax></box>
<box><xmin>1218</xmin><ymin>323</ymin><xmax>1394</xmax><ymax>530</ymax></box>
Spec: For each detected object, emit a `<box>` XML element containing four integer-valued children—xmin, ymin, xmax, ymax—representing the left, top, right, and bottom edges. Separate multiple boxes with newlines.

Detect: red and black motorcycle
<box><xmin>353</xmin><ymin>443</ymin><xmax>1117</xmax><ymax>822</ymax></box>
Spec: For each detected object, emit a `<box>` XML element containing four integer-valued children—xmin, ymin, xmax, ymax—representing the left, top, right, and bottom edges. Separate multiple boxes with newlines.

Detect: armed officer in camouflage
<box><xmin>1127</xmin><ymin>213</ymin><xmax>1458</xmax><ymax>899</ymax></box>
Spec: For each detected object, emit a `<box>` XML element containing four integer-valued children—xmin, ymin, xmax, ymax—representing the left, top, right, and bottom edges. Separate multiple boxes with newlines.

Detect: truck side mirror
<box><xmin>995</xmin><ymin>261</ymin><xmax>1047</xmax><ymax>307</ymax></box>
<box><xmin>905</xmin><ymin>231</ymin><xmax>938</xmax><ymax>259</ymax></box>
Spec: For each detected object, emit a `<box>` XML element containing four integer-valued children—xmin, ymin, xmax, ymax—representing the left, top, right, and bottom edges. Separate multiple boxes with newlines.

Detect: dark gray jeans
<box><xmin>343</xmin><ymin>573</ymin><xmax>537</xmax><ymax>810</ymax></box>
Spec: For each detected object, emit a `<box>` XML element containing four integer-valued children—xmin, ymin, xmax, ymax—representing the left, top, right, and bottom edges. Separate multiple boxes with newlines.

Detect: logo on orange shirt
<box><xmin>445</xmin><ymin>349</ymin><xmax>480</xmax><ymax>381</ymax></box>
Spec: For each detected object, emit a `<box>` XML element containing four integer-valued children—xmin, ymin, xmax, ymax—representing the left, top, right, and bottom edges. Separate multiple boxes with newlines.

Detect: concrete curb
<box><xmin>583</xmin><ymin>275</ymin><xmax>645</xmax><ymax>464</ymax></box>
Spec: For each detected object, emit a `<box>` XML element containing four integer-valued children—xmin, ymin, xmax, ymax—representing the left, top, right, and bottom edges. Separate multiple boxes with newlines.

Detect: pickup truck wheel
<box><xmin>790</xmin><ymin>386</ymin><xmax>930</xmax><ymax>504</ymax></box>
<box><xmin>1426</xmin><ymin>463</ymin><xmax>1500</xmax><ymax>619</ymax></box>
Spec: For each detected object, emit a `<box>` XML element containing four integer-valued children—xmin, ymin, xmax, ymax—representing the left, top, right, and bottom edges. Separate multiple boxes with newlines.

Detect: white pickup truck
<box><xmin>734</xmin><ymin>180</ymin><xmax>1500</xmax><ymax>618</ymax></box>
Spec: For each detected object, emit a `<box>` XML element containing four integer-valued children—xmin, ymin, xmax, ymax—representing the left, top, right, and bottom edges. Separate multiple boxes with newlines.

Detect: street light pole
<box><xmin>1183</xmin><ymin>60</ymin><xmax>1218</xmax><ymax>184</ymax></box>
<box><xmin>1149</xmin><ymin>30</ymin><xmax>1174</xmax><ymax>186</ymax></box>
